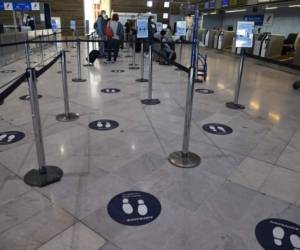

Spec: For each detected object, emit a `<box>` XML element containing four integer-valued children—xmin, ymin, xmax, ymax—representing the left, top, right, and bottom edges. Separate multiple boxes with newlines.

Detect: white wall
<box><xmin>203</xmin><ymin>8</ymin><xmax>300</xmax><ymax>37</ymax></box>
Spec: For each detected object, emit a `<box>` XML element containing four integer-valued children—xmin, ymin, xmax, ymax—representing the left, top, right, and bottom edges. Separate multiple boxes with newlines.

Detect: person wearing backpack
<box><xmin>106</xmin><ymin>13</ymin><xmax>124</xmax><ymax>62</ymax></box>
<box><xmin>95</xmin><ymin>10</ymin><xmax>107</xmax><ymax>57</ymax></box>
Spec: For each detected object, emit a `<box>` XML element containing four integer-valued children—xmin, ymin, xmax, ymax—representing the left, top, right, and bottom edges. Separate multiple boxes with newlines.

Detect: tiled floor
<box><xmin>0</xmin><ymin>42</ymin><xmax>300</xmax><ymax>250</ymax></box>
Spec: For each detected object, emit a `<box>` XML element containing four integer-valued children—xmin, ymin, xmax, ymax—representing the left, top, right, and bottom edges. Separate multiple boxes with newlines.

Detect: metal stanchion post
<box><xmin>54</xmin><ymin>32</ymin><xmax>58</xmax><ymax>56</ymax></box>
<box><xmin>84</xmin><ymin>34</ymin><xmax>93</xmax><ymax>67</ymax></box>
<box><xmin>175</xmin><ymin>42</ymin><xmax>183</xmax><ymax>71</ymax></box>
<box><xmin>39</xmin><ymin>36</ymin><xmax>44</xmax><ymax>66</ymax></box>
<box><xmin>141</xmin><ymin>45</ymin><xmax>160</xmax><ymax>105</ymax></box>
<box><xmin>129</xmin><ymin>36</ymin><xmax>139</xmax><ymax>69</ymax></box>
<box><xmin>92</xmin><ymin>32</ymin><xmax>96</xmax><ymax>50</ymax></box>
<box><xmin>168</xmin><ymin>6</ymin><xmax>201</xmax><ymax>169</ymax></box>
<box><xmin>23</xmin><ymin>68</ymin><xmax>63</xmax><ymax>187</ymax></box>
<box><xmin>56</xmin><ymin>51</ymin><xmax>80</xmax><ymax>121</ymax></box>
<box><xmin>72</xmin><ymin>39</ymin><xmax>87</xmax><ymax>82</ymax></box>
<box><xmin>226</xmin><ymin>48</ymin><xmax>246</xmax><ymax>110</ymax></box>
<box><xmin>136</xmin><ymin>40</ymin><xmax>148</xmax><ymax>82</ymax></box>
<box><xmin>24</xmin><ymin>41</ymin><xmax>31</xmax><ymax>68</ymax></box>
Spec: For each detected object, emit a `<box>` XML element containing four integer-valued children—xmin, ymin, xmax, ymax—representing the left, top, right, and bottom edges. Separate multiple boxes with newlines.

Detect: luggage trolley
<box><xmin>196</xmin><ymin>53</ymin><xmax>208</xmax><ymax>82</ymax></box>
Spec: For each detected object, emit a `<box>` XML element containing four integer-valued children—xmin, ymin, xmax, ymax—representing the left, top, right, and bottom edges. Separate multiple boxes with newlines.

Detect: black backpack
<box><xmin>93</xmin><ymin>22</ymin><xmax>97</xmax><ymax>30</ymax></box>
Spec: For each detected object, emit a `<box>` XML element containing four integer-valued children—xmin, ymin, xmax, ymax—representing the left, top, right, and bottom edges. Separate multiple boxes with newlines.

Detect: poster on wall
<box><xmin>176</xmin><ymin>21</ymin><xmax>187</xmax><ymax>36</ymax></box>
<box><xmin>13</xmin><ymin>2</ymin><xmax>31</xmax><ymax>11</ymax></box>
<box><xmin>209</xmin><ymin>0</ymin><xmax>215</xmax><ymax>9</ymax></box>
<box><xmin>0</xmin><ymin>3</ymin><xmax>4</xmax><ymax>11</ymax></box>
<box><xmin>222</xmin><ymin>0</ymin><xmax>229</xmax><ymax>8</ymax></box>
<box><xmin>4</xmin><ymin>2</ymin><xmax>13</xmax><ymax>10</ymax></box>
<box><xmin>31</xmin><ymin>2</ymin><xmax>40</xmax><ymax>11</ymax></box>
<box><xmin>264</xmin><ymin>13</ymin><xmax>274</xmax><ymax>26</ymax></box>
<box><xmin>156</xmin><ymin>22</ymin><xmax>163</xmax><ymax>32</ymax></box>
<box><xmin>136</xmin><ymin>19</ymin><xmax>148</xmax><ymax>38</ymax></box>
<box><xmin>235</xmin><ymin>21</ymin><xmax>255</xmax><ymax>48</ymax></box>
<box><xmin>70</xmin><ymin>20</ymin><xmax>76</xmax><ymax>31</ymax></box>
<box><xmin>51</xmin><ymin>20</ymin><xmax>58</xmax><ymax>32</ymax></box>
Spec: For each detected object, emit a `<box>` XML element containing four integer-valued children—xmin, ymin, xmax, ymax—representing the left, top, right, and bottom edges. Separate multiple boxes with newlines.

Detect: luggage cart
<box><xmin>196</xmin><ymin>53</ymin><xmax>208</xmax><ymax>82</ymax></box>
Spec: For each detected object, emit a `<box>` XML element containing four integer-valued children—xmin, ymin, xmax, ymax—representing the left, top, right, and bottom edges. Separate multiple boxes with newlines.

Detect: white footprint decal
<box><xmin>106</xmin><ymin>89</ymin><xmax>110</xmax><ymax>93</ymax></box>
<box><xmin>7</xmin><ymin>135</ymin><xmax>15</xmax><ymax>142</ymax></box>
<box><xmin>209</xmin><ymin>125</ymin><xmax>217</xmax><ymax>132</ymax></box>
<box><xmin>97</xmin><ymin>121</ymin><xmax>103</xmax><ymax>128</ymax></box>
<box><xmin>217</xmin><ymin>126</ymin><xmax>226</xmax><ymax>133</ymax></box>
<box><xmin>290</xmin><ymin>234</ymin><xmax>300</xmax><ymax>250</ymax></box>
<box><xmin>137</xmin><ymin>199</ymin><xmax>148</xmax><ymax>216</ymax></box>
<box><xmin>0</xmin><ymin>134</ymin><xmax>7</xmax><ymax>141</ymax></box>
<box><xmin>273</xmin><ymin>226</ymin><xmax>285</xmax><ymax>246</ymax></box>
<box><xmin>105</xmin><ymin>122</ymin><xmax>111</xmax><ymax>128</ymax></box>
<box><xmin>111</xmin><ymin>89</ymin><xmax>116</xmax><ymax>93</ymax></box>
<box><xmin>122</xmin><ymin>198</ymin><xmax>133</xmax><ymax>215</ymax></box>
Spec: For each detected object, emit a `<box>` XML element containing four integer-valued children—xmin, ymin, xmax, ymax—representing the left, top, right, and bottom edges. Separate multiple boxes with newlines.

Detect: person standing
<box><xmin>95</xmin><ymin>10</ymin><xmax>107</xmax><ymax>57</ymax></box>
<box><xmin>106</xmin><ymin>13</ymin><xmax>124</xmax><ymax>62</ymax></box>
<box><xmin>145</xmin><ymin>16</ymin><xmax>157</xmax><ymax>54</ymax></box>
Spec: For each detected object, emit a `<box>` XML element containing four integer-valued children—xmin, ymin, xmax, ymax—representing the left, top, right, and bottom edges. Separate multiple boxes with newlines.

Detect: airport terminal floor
<box><xmin>1</xmin><ymin>43</ymin><xmax>300</xmax><ymax>250</ymax></box>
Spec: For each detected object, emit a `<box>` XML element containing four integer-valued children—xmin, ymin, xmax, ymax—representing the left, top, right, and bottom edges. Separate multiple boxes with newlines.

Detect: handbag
<box><xmin>105</xmin><ymin>22</ymin><xmax>113</xmax><ymax>39</ymax></box>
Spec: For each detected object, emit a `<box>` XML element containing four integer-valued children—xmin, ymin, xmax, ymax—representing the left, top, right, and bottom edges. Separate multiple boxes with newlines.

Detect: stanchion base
<box><xmin>56</xmin><ymin>113</ymin><xmax>80</xmax><ymax>122</ymax></box>
<box><xmin>57</xmin><ymin>71</ymin><xmax>72</xmax><ymax>74</ymax></box>
<box><xmin>136</xmin><ymin>78</ymin><xmax>148</xmax><ymax>82</ymax></box>
<box><xmin>24</xmin><ymin>166</ymin><xmax>63</xmax><ymax>187</ymax></box>
<box><xmin>129</xmin><ymin>66</ymin><xmax>140</xmax><ymax>70</ymax></box>
<box><xmin>195</xmin><ymin>79</ymin><xmax>203</xmax><ymax>83</ymax></box>
<box><xmin>19</xmin><ymin>94</ymin><xmax>43</xmax><ymax>101</ymax></box>
<box><xmin>72</xmin><ymin>78</ymin><xmax>87</xmax><ymax>82</ymax></box>
<box><xmin>83</xmin><ymin>63</ymin><xmax>93</xmax><ymax>67</ymax></box>
<box><xmin>226</xmin><ymin>102</ymin><xmax>245</xmax><ymax>110</ymax></box>
<box><xmin>168</xmin><ymin>151</ymin><xmax>201</xmax><ymax>168</ymax></box>
<box><xmin>141</xmin><ymin>99</ymin><xmax>160</xmax><ymax>105</ymax></box>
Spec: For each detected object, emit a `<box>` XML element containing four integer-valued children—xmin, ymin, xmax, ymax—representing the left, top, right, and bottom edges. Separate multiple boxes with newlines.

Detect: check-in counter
<box><xmin>217</xmin><ymin>31</ymin><xmax>234</xmax><ymax>50</ymax></box>
<box><xmin>199</xmin><ymin>29</ymin><xmax>207</xmax><ymax>45</ymax></box>
<box><xmin>205</xmin><ymin>29</ymin><xmax>217</xmax><ymax>48</ymax></box>
<box><xmin>213</xmin><ymin>31</ymin><xmax>222</xmax><ymax>49</ymax></box>
<box><xmin>294</xmin><ymin>34</ymin><xmax>300</xmax><ymax>66</ymax></box>
<box><xmin>261</xmin><ymin>34</ymin><xmax>285</xmax><ymax>59</ymax></box>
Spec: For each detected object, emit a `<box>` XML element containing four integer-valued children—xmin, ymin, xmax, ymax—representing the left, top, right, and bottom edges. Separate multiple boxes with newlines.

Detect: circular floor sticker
<box><xmin>111</xmin><ymin>70</ymin><xmax>125</xmax><ymax>73</ymax></box>
<box><xmin>195</xmin><ymin>88</ymin><xmax>214</xmax><ymax>94</ymax></box>
<box><xmin>0</xmin><ymin>70</ymin><xmax>16</xmax><ymax>74</ymax></box>
<box><xmin>107</xmin><ymin>191</ymin><xmax>161</xmax><ymax>226</ymax></box>
<box><xmin>202</xmin><ymin>123</ymin><xmax>233</xmax><ymax>135</ymax></box>
<box><xmin>255</xmin><ymin>218</ymin><xmax>300</xmax><ymax>250</ymax></box>
<box><xmin>0</xmin><ymin>131</ymin><xmax>25</xmax><ymax>145</ymax></box>
<box><xmin>89</xmin><ymin>120</ymin><xmax>119</xmax><ymax>131</ymax></box>
<box><xmin>101</xmin><ymin>88</ymin><xmax>120</xmax><ymax>94</ymax></box>
<box><xmin>19</xmin><ymin>94</ymin><xmax>43</xmax><ymax>101</ymax></box>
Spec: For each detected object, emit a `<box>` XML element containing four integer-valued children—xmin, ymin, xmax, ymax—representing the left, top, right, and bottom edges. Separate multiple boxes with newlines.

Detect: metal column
<box><xmin>72</xmin><ymin>39</ymin><xmax>87</xmax><ymax>82</ymax></box>
<box><xmin>136</xmin><ymin>41</ymin><xmax>148</xmax><ymax>82</ymax></box>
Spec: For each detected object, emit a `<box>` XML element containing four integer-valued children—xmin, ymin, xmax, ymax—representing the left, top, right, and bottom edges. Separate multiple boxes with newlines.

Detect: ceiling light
<box><xmin>289</xmin><ymin>4</ymin><xmax>300</xmax><ymax>8</ymax></box>
<box><xmin>163</xmin><ymin>13</ymin><xmax>169</xmax><ymax>19</ymax></box>
<box><xmin>147</xmin><ymin>1</ymin><xmax>153</xmax><ymax>7</ymax></box>
<box><xmin>164</xmin><ymin>2</ymin><xmax>170</xmax><ymax>8</ymax></box>
<box><xmin>210</xmin><ymin>11</ymin><xmax>217</xmax><ymax>15</ymax></box>
<box><xmin>265</xmin><ymin>6</ymin><xmax>278</xmax><ymax>10</ymax></box>
<box><xmin>225</xmin><ymin>9</ymin><xmax>247</xmax><ymax>13</ymax></box>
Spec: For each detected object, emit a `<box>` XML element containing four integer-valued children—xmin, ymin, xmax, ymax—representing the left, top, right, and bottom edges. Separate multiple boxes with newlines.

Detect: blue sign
<box><xmin>13</xmin><ymin>2</ymin><xmax>32</xmax><ymax>11</ymax></box>
<box><xmin>244</xmin><ymin>15</ymin><xmax>264</xmax><ymax>26</ymax></box>
<box><xmin>107</xmin><ymin>191</ymin><xmax>161</xmax><ymax>226</ymax></box>
<box><xmin>0</xmin><ymin>3</ymin><xmax>4</xmax><ymax>11</ymax></box>
<box><xmin>136</xmin><ymin>19</ymin><xmax>148</xmax><ymax>39</ymax></box>
<box><xmin>51</xmin><ymin>20</ymin><xmax>57</xmax><ymax>32</ymax></box>
<box><xmin>176</xmin><ymin>21</ymin><xmax>186</xmax><ymax>36</ymax></box>
<box><xmin>209</xmin><ymin>0</ymin><xmax>215</xmax><ymax>9</ymax></box>
<box><xmin>222</xmin><ymin>0</ymin><xmax>229</xmax><ymax>7</ymax></box>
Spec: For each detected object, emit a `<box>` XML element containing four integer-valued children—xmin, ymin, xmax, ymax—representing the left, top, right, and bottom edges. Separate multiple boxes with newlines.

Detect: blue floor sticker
<box><xmin>107</xmin><ymin>191</ymin><xmax>161</xmax><ymax>226</ymax></box>
<box><xmin>88</xmin><ymin>120</ymin><xmax>119</xmax><ymax>131</ymax></box>
<box><xmin>101</xmin><ymin>88</ymin><xmax>120</xmax><ymax>94</ymax></box>
<box><xmin>0</xmin><ymin>131</ymin><xmax>25</xmax><ymax>145</ymax></box>
<box><xmin>202</xmin><ymin>123</ymin><xmax>233</xmax><ymax>135</ymax></box>
<box><xmin>255</xmin><ymin>219</ymin><xmax>300</xmax><ymax>250</ymax></box>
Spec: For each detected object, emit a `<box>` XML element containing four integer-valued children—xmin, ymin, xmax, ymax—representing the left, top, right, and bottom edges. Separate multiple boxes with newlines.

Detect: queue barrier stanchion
<box><xmin>136</xmin><ymin>40</ymin><xmax>148</xmax><ymax>82</ymax></box>
<box><xmin>175</xmin><ymin>42</ymin><xmax>183</xmax><ymax>71</ymax></box>
<box><xmin>24</xmin><ymin>41</ymin><xmax>31</xmax><ymax>68</ymax></box>
<box><xmin>84</xmin><ymin>34</ymin><xmax>93</xmax><ymax>67</ymax></box>
<box><xmin>141</xmin><ymin>45</ymin><xmax>160</xmax><ymax>105</ymax></box>
<box><xmin>72</xmin><ymin>39</ymin><xmax>87</xmax><ymax>82</ymax></box>
<box><xmin>54</xmin><ymin>32</ymin><xmax>59</xmax><ymax>56</ymax></box>
<box><xmin>226</xmin><ymin>48</ymin><xmax>246</xmax><ymax>110</ymax></box>
<box><xmin>129</xmin><ymin>36</ymin><xmax>139</xmax><ymax>70</ymax></box>
<box><xmin>92</xmin><ymin>33</ymin><xmax>96</xmax><ymax>50</ymax></box>
<box><xmin>39</xmin><ymin>36</ymin><xmax>45</xmax><ymax>66</ymax></box>
<box><xmin>168</xmin><ymin>6</ymin><xmax>201</xmax><ymax>169</ymax></box>
<box><xmin>24</xmin><ymin>68</ymin><xmax>63</xmax><ymax>187</ymax></box>
<box><xmin>56</xmin><ymin>51</ymin><xmax>80</xmax><ymax>122</ymax></box>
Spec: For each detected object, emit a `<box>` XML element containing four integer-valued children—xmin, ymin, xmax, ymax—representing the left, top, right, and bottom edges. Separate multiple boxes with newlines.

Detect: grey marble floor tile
<box><xmin>0</xmin><ymin>190</ymin><xmax>50</xmax><ymax>234</ymax></box>
<box><xmin>100</xmin><ymin>242</ymin><xmax>122</xmax><ymax>250</ymax></box>
<box><xmin>260</xmin><ymin>167</ymin><xmax>300</xmax><ymax>204</ymax></box>
<box><xmin>37</xmin><ymin>222</ymin><xmax>106</xmax><ymax>250</ymax></box>
<box><xmin>229</xmin><ymin>157</ymin><xmax>274</xmax><ymax>191</ymax></box>
<box><xmin>0</xmin><ymin>205</ymin><xmax>76</xmax><ymax>250</ymax></box>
